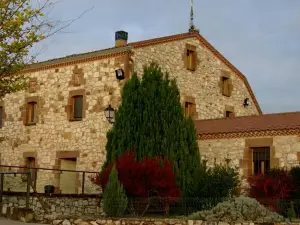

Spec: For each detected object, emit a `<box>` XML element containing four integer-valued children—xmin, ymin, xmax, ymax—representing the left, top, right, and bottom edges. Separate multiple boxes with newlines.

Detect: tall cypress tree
<box><xmin>104</xmin><ymin>63</ymin><xmax>200</xmax><ymax>197</ymax></box>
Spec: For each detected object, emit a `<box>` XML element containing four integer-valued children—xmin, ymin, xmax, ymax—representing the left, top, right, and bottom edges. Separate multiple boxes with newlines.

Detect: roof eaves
<box><xmin>22</xmin><ymin>46</ymin><xmax>133</xmax><ymax>73</ymax></box>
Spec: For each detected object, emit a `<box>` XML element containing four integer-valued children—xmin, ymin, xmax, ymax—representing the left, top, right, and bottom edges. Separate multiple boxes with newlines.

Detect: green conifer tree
<box><xmin>104</xmin><ymin>63</ymin><xmax>200</xmax><ymax>197</ymax></box>
<box><xmin>102</xmin><ymin>166</ymin><xmax>128</xmax><ymax>217</ymax></box>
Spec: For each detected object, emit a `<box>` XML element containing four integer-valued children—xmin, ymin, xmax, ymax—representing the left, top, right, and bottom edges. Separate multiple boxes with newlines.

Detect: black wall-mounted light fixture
<box><xmin>115</xmin><ymin>69</ymin><xmax>125</xmax><ymax>80</ymax></box>
<box><xmin>104</xmin><ymin>105</ymin><xmax>115</xmax><ymax>124</ymax></box>
<box><xmin>243</xmin><ymin>98</ymin><xmax>249</xmax><ymax>107</ymax></box>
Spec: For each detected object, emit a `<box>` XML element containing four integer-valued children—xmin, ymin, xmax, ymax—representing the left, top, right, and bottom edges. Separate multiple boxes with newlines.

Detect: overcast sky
<box><xmin>34</xmin><ymin>0</ymin><xmax>300</xmax><ymax>114</ymax></box>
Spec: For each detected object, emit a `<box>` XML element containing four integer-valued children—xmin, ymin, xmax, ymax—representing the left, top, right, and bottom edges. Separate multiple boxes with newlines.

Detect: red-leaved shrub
<box><xmin>93</xmin><ymin>152</ymin><xmax>181</xmax><ymax>204</ymax></box>
<box><xmin>247</xmin><ymin>169</ymin><xmax>294</xmax><ymax>212</ymax></box>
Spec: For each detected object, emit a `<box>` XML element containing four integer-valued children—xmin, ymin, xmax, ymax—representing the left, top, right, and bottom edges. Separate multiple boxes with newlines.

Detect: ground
<box><xmin>0</xmin><ymin>217</ymin><xmax>48</xmax><ymax>225</ymax></box>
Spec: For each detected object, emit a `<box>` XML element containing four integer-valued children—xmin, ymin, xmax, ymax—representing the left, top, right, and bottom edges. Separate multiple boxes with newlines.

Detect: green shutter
<box><xmin>74</xmin><ymin>96</ymin><xmax>83</xmax><ymax>120</ymax></box>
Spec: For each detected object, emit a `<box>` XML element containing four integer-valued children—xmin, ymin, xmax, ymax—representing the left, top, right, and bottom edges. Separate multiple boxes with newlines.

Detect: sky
<box><xmin>34</xmin><ymin>0</ymin><xmax>300</xmax><ymax>114</ymax></box>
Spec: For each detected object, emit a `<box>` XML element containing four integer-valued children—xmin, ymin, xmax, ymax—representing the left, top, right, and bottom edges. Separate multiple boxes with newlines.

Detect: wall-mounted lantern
<box><xmin>104</xmin><ymin>105</ymin><xmax>115</xmax><ymax>124</ymax></box>
<box><xmin>115</xmin><ymin>69</ymin><xmax>125</xmax><ymax>80</ymax></box>
<box><xmin>243</xmin><ymin>98</ymin><xmax>249</xmax><ymax>107</ymax></box>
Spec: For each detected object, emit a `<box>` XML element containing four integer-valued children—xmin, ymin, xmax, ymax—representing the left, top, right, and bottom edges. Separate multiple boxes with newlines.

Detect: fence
<box><xmin>0</xmin><ymin>165</ymin><xmax>100</xmax><ymax>195</ymax></box>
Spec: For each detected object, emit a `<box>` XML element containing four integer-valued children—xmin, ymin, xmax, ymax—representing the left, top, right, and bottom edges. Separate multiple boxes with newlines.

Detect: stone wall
<box><xmin>1</xmin><ymin>194</ymin><xmax>103</xmax><ymax>222</ymax></box>
<box><xmin>50</xmin><ymin>218</ymin><xmax>257</xmax><ymax>225</ymax></box>
<box><xmin>132</xmin><ymin>37</ymin><xmax>259</xmax><ymax>120</ymax></box>
<box><xmin>0</xmin><ymin>34</ymin><xmax>260</xmax><ymax>190</ymax></box>
<box><xmin>198</xmin><ymin>134</ymin><xmax>300</xmax><ymax>176</ymax></box>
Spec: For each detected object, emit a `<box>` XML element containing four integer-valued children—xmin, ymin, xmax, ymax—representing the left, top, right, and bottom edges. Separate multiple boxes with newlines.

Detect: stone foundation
<box><xmin>50</xmin><ymin>218</ymin><xmax>260</xmax><ymax>225</ymax></box>
<box><xmin>1</xmin><ymin>194</ymin><xmax>104</xmax><ymax>222</ymax></box>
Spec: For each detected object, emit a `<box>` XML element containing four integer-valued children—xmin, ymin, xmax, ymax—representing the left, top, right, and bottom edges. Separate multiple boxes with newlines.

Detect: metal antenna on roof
<box><xmin>189</xmin><ymin>0</ymin><xmax>199</xmax><ymax>33</ymax></box>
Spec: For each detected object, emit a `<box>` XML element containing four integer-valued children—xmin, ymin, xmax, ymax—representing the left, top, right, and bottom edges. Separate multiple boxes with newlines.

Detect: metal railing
<box><xmin>0</xmin><ymin>165</ymin><xmax>100</xmax><ymax>195</ymax></box>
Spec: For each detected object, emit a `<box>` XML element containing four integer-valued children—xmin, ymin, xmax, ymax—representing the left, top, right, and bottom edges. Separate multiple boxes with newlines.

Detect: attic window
<box><xmin>220</xmin><ymin>71</ymin><xmax>233</xmax><ymax>97</ymax></box>
<box><xmin>184</xmin><ymin>44</ymin><xmax>197</xmax><ymax>71</ymax></box>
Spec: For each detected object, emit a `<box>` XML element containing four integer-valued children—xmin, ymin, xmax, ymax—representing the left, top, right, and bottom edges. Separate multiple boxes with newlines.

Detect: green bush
<box><xmin>194</xmin><ymin>158</ymin><xmax>240</xmax><ymax>206</ymax></box>
<box><xmin>189</xmin><ymin>196</ymin><xmax>284</xmax><ymax>223</ymax></box>
<box><xmin>102</xmin><ymin>166</ymin><xmax>128</xmax><ymax>217</ymax></box>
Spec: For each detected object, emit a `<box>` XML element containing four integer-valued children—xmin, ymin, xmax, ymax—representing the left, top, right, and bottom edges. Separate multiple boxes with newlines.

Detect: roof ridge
<box><xmin>195</xmin><ymin>111</ymin><xmax>300</xmax><ymax>123</ymax></box>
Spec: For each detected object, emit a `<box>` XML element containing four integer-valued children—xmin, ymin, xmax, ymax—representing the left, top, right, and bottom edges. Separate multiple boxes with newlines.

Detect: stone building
<box><xmin>196</xmin><ymin>112</ymin><xmax>300</xmax><ymax>178</ymax></box>
<box><xmin>0</xmin><ymin>29</ymin><xmax>291</xmax><ymax>194</ymax></box>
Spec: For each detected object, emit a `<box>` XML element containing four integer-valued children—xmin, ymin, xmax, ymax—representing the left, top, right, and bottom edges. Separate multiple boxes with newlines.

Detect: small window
<box><xmin>26</xmin><ymin>102</ymin><xmax>37</xmax><ymax>125</ymax></box>
<box><xmin>186</xmin><ymin>49</ymin><xmax>196</xmax><ymax>71</ymax></box>
<box><xmin>0</xmin><ymin>107</ymin><xmax>3</xmax><ymax>128</ymax></box>
<box><xmin>225</xmin><ymin>110</ymin><xmax>234</xmax><ymax>118</ymax></box>
<box><xmin>252</xmin><ymin>147</ymin><xmax>270</xmax><ymax>175</ymax></box>
<box><xmin>71</xmin><ymin>95</ymin><xmax>83</xmax><ymax>121</ymax></box>
<box><xmin>184</xmin><ymin>101</ymin><xmax>195</xmax><ymax>118</ymax></box>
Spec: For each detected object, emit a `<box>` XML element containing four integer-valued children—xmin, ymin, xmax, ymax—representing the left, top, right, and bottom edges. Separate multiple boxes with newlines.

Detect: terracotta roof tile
<box><xmin>195</xmin><ymin>111</ymin><xmax>300</xmax><ymax>135</ymax></box>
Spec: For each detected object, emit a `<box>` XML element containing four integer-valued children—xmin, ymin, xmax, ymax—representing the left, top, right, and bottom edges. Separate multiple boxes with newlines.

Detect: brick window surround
<box><xmin>65</xmin><ymin>89</ymin><xmax>87</xmax><ymax>121</ymax></box>
<box><xmin>28</xmin><ymin>78</ymin><xmax>39</xmax><ymax>93</ymax></box>
<box><xmin>22</xmin><ymin>96</ymin><xmax>41</xmax><ymax>126</ymax></box>
<box><xmin>220</xmin><ymin>70</ymin><xmax>233</xmax><ymax>97</ymax></box>
<box><xmin>183</xmin><ymin>96</ymin><xmax>198</xmax><ymax>119</ymax></box>
<box><xmin>183</xmin><ymin>44</ymin><xmax>197</xmax><ymax>71</ymax></box>
<box><xmin>224</xmin><ymin>105</ymin><xmax>235</xmax><ymax>118</ymax></box>
<box><xmin>69</xmin><ymin>65</ymin><xmax>86</xmax><ymax>87</ymax></box>
<box><xmin>0</xmin><ymin>101</ymin><xmax>6</xmax><ymax>128</ymax></box>
<box><xmin>239</xmin><ymin>138</ymin><xmax>279</xmax><ymax>178</ymax></box>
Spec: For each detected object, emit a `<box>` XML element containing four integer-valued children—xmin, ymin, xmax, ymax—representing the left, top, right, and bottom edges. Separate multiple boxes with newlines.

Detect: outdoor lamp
<box><xmin>243</xmin><ymin>98</ymin><xmax>249</xmax><ymax>107</ymax></box>
<box><xmin>104</xmin><ymin>105</ymin><xmax>115</xmax><ymax>123</ymax></box>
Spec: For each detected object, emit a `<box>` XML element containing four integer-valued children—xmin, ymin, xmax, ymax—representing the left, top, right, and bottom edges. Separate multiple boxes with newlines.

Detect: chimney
<box><xmin>115</xmin><ymin>31</ymin><xmax>128</xmax><ymax>47</ymax></box>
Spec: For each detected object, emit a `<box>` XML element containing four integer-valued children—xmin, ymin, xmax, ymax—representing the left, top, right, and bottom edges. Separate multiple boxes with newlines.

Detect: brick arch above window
<box><xmin>65</xmin><ymin>89</ymin><xmax>88</xmax><ymax>121</ymax></box>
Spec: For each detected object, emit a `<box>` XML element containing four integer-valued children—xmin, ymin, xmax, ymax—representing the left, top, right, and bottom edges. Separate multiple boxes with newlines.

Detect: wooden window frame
<box><xmin>71</xmin><ymin>95</ymin><xmax>83</xmax><ymax>121</ymax></box>
<box><xmin>224</xmin><ymin>105</ymin><xmax>235</xmax><ymax>119</ymax></box>
<box><xmin>183</xmin><ymin>96</ymin><xmax>197</xmax><ymax>119</ymax></box>
<box><xmin>220</xmin><ymin>71</ymin><xmax>233</xmax><ymax>97</ymax></box>
<box><xmin>66</xmin><ymin>89</ymin><xmax>87</xmax><ymax>122</ymax></box>
<box><xmin>25</xmin><ymin>101</ymin><xmax>38</xmax><ymax>126</ymax></box>
<box><xmin>184</xmin><ymin>44</ymin><xmax>197</xmax><ymax>71</ymax></box>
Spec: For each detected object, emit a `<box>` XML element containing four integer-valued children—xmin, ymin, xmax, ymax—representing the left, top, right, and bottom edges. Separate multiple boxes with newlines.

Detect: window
<box><xmin>252</xmin><ymin>147</ymin><xmax>270</xmax><ymax>175</ymax></box>
<box><xmin>71</xmin><ymin>95</ymin><xmax>83</xmax><ymax>121</ymax></box>
<box><xmin>220</xmin><ymin>71</ymin><xmax>233</xmax><ymax>97</ymax></box>
<box><xmin>225</xmin><ymin>110</ymin><xmax>234</xmax><ymax>118</ymax></box>
<box><xmin>224</xmin><ymin>105</ymin><xmax>235</xmax><ymax>118</ymax></box>
<box><xmin>184</xmin><ymin>102</ymin><xmax>195</xmax><ymax>117</ymax></box>
<box><xmin>186</xmin><ymin>49</ymin><xmax>196</xmax><ymax>71</ymax></box>
<box><xmin>222</xmin><ymin>77</ymin><xmax>230</xmax><ymax>96</ymax></box>
<box><xmin>0</xmin><ymin>107</ymin><xmax>3</xmax><ymax>128</ymax></box>
<box><xmin>184</xmin><ymin>44</ymin><xmax>197</xmax><ymax>71</ymax></box>
<box><xmin>26</xmin><ymin>102</ymin><xmax>37</xmax><ymax>125</ymax></box>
